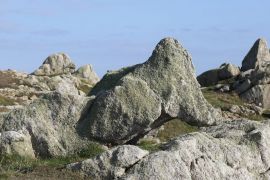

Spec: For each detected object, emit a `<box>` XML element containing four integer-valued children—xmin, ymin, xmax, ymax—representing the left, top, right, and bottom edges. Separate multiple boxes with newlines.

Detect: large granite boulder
<box><xmin>67</xmin><ymin>145</ymin><xmax>149</xmax><ymax>179</ymax></box>
<box><xmin>33</xmin><ymin>53</ymin><xmax>76</xmax><ymax>76</ymax></box>
<box><xmin>79</xmin><ymin>38</ymin><xmax>222</xmax><ymax>145</ymax></box>
<box><xmin>241</xmin><ymin>38</ymin><xmax>270</xmax><ymax>72</ymax></box>
<box><xmin>0</xmin><ymin>92</ymin><xmax>94</xmax><ymax>157</ymax></box>
<box><xmin>197</xmin><ymin>63</ymin><xmax>240</xmax><ymax>87</ymax></box>
<box><xmin>67</xmin><ymin>120</ymin><xmax>270</xmax><ymax>179</ymax></box>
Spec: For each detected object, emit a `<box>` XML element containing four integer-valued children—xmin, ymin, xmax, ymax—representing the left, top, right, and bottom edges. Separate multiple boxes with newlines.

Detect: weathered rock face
<box><xmin>197</xmin><ymin>69</ymin><xmax>219</xmax><ymax>87</ymax></box>
<box><xmin>67</xmin><ymin>145</ymin><xmax>149</xmax><ymax>179</ymax></box>
<box><xmin>33</xmin><ymin>53</ymin><xmax>76</xmax><ymax>76</ymax></box>
<box><xmin>67</xmin><ymin>120</ymin><xmax>270</xmax><ymax>179</ymax></box>
<box><xmin>74</xmin><ymin>64</ymin><xmax>99</xmax><ymax>85</ymax></box>
<box><xmin>240</xmin><ymin>85</ymin><xmax>270</xmax><ymax>108</ymax></box>
<box><xmin>241</xmin><ymin>38</ymin><xmax>270</xmax><ymax>72</ymax></box>
<box><xmin>197</xmin><ymin>63</ymin><xmax>240</xmax><ymax>87</ymax></box>
<box><xmin>1</xmin><ymin>92</ymin><xmax>94</xmax><ymax>157</ymax></box>
<box><xmin>79</xmin><ymin>38</ymin><xmax>222</xmax><ymax>145</ymax></box>
<box><xmin>234</xmin><ymin>40</ymin><xmax>270</xmax><ymax>108</ymax></box>
<box><xmin>219</xmin><ymin>63</ymin><xmax>240</xmax><ymax>80</ymax></box>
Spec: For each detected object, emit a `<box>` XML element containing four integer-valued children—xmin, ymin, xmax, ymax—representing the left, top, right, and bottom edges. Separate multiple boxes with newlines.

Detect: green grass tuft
<box><xmin>138</xmin><ymin>140</ymin><xmax>161</xmax><ymax>152</ymax></box>
<box><xmin>78</xmin><ymin>142</ymin><xmax>105</xmax><ymax>158</ymax></box>
<box><xmin>157</xmin><ymin>119</ymin><xmax>198</xmax><ymax>142</ymax></box>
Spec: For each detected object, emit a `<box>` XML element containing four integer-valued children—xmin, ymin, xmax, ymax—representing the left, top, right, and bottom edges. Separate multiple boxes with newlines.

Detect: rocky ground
<box><xmin>1</xmin><ymin>38</ymin><xmax>270</xmax><ymax>179</ymax></box>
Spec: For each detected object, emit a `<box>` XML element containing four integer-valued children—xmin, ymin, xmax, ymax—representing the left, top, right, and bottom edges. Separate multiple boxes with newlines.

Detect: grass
<box><xmin>202</xmin><ymin>88</ymin><xmax>245</xmax><ymax>111</ymax></box>
<box><xmin>138</xmin><ymin>140</ymin><xmax>161</xmax><ymax>152</ymax></box>
<box><xmin>137</xmin><ymin>119</ymin><xmax>199</xmax><ymax>152</ymax></box>
<box><xmin>0</xmin><ymin>142</ymin><xmax>105</xmax><ymax>179</ymax></box>
<box><xmin>202</xmin><ymin>88</ymin><xmax>266</xmax><ymax>121</ymax></box>
<box><xmin>0</xmin><ymin>95</ymin><xmax>16</xmax><ymax>106</ymax></box>
<box><xmin>157</xmin><ymin>119</ymin><xmax>199</xmax><ymax>142</ymax></box>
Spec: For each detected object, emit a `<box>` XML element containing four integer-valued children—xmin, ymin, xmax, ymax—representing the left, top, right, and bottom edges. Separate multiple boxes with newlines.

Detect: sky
<box><xmin>0</xmin><ymin>0</ymin><xmax>270</xmax><ymax>77</ymax></box>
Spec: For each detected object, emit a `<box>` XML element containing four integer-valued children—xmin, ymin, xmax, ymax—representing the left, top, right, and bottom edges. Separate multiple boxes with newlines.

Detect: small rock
<box><xmin>67</xmin><ymin>145</ymin><xmax>149</xmax><ymax>179</ymax></box>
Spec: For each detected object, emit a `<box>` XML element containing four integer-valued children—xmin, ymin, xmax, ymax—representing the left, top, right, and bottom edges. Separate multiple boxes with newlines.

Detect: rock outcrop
<box><xmin>0</xmin><ymin>54</ymin><xmax>99</xmax><ymax>114</ymax></box>
<box><xmin>74</xmin><ymin>64</ymin><xmax>99</xmax><ymax>85</ymax></box>
<box><xmin>67</xmin><ymin>145</ymin><xmax>149</xmax><ymax>179</ymax></box>
<box><xmin>1</xmin><ymin>92</ymin><xmax>95</xmax><ymax>157</ymax></box>
<box><xmin>33</xmin><ymin>53</ymin><xmax>76</xmax><ymax>76</ymax></box>
<box><xmin>234</xmin><ymin>39</ymin><xmax>270</xmax><ymax>108</ymax></box>
<box><xmin>241</xmin><ymin>38</ymin><xmax>270</xmax><ymax>71</ymax></box>
<box><xmin>79</xmin><ymin>38</ymin><xmax>222</xmax><ymax>145</ymax></box>
<box><xmin>68</xmin><ymin>119</ymin><xmax>270</xmax><ymax>179</ymax></box>
<box><xmin>197</xmin><ymin>63</ymin><xmax>240</xmax><ymax>87</ymax></box>
<box><xmin>198</xmin><ymin>38</ymin><xmax>270</xmax><ymax>109</ymax></box>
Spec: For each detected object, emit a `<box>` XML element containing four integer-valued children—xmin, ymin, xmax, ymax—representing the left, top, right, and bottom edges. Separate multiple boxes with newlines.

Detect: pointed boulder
<box><xmin>79</xmin><ymin>38</ymin><xmax>222</xmax><ymax>144</ymax></box>
<box><xmin>241</xmin><ymin>38</ymin><xmax>270</xmax><ymax>71</ymax></box>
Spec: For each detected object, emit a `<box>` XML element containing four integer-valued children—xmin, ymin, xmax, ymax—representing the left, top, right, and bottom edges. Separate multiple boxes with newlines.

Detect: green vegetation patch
<box><xmin>138</xmin><ymin>139</ymin><xmax>161</xmax><ymax>152</ymax></box>
<box><xmin>157</xmin><ymin>119</ymin><xmax>198</xmax><ymax>142</ymax></box>
<box><xmin>202</xmin><ymin>88</ymin><xmax>245</xmax><ymax>110</ymax></box>
<box><xmin>0</xmin><ymin>142</ymin><xmax>105</xmax><ymax>179</ymax></box>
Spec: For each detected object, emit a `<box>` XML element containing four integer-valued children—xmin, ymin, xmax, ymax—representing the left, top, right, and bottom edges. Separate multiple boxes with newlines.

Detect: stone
<box><xmin>240</xmin><ymin>85</ymin><xmax>270</xmax><ymax>108</ymax></box>
<box><xmin>241</xmin><ymin>38</ymin><xmax>270</xmax><ymax>71</ymax></box>
<box><xmin>33</xmin><ymin>53</ymin><xmax>76</xmax><ymax>76</ymax></box>
<box><xmin>0</xmin><ymin>129</ymin><xmax>35</xmax><ymax>158</ymax></box>
<box><xmin>1</xmin><ymin>92</ymin><xmax>95</xmax><ymax>157</ymax></box>
<box><xmin>220</xmin><ymin>84</ymin><xmax>230</xmax><ymax>92</ymax></box>
<box><xmin>67</xmin><ymin>145</ymin><xmax>149</xmax><ymax>179</ymax></box>
<box><xmin>197</xmin><ymin>69</ymin><xmax>219</xmax><ymax>87</ymax></box>
<box><xmin>122</xmin><ymin>120</ymin><xmax>270</xmax><ymax>179</ymax></box>
<box><xmin>79</xmin><ymin>38</ymin><xmax>222</xmax><ymax>145</ymax></box>
<box><xmin>218</xmin><ymin>63</ymin><xmax>240</xmax><ymax>80</ymax></box>
<box><xmin>197</xmin><ymin>63</ymin><xmax>240</xmax><ymax>87</ymax></box>
<box><xmin>235</xmin><ymin>79</ymin><xmax>252</xmax><ymax>94</ymax></box>
<box><xmin>74</xmin><ymin>64</ymin><xmax>99</xmax><ymax>85</ymax></box>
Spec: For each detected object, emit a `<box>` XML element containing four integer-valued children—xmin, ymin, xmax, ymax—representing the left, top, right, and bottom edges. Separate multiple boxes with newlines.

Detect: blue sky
<box><xmin>0</xmin><ymin>0</ymin><xmax>270</xmax><ymax>77</ymax></box>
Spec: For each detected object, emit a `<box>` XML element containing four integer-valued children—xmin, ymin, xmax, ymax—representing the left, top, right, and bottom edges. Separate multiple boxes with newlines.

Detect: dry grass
<box><xmin>0</xmin><ymin>95</ymin><xmax>16</xmax><ymax>106</ymax></box>
<box><xmin>202</xmin><ymin>88</ymin><xmax>266</xmax><ymax>121</ymax></box>
<box><xmin>0</xmin><ymin>71</ymin><xmax>20</xmax><ymax>89</ymax></box>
